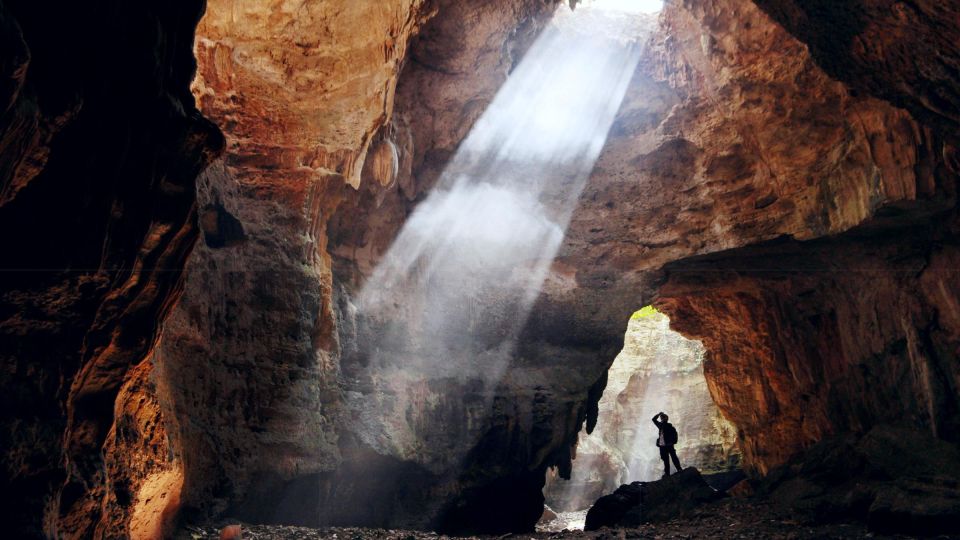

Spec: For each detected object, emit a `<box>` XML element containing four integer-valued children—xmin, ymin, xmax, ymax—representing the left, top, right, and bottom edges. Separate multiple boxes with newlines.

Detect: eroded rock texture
<box><xmin>751</xmin><ymin>0</ymin><xmax>960</xmax><ymax>145</ymax></box>
<box><xmin>754</xmin><ymin>425</ymin><xmax>960</xmax><ymax>535</ymax></box>
<box><xmin>156</xmin><ymin>0</ymin><xmax>958</xmax><ymax>533</ymax></box>
<box><xmin>0</xmin><ymin>0</ymin><xmax>221</xmax><ymax>537</ymax></box>
<box><xmin>328</xmin><ymin>0</ymin><xmax>955</xmax><ymax>525</ymax></box>
<box><xmin>157</xmin><ymin>0</ymin><xmax>566</xmax><ymax>533</ymax></box>
<box><xmin>331</xmin><ymin>3</ymin><xmax>627</xmax><ymax>533</ymax></box>
<box><xmin>156</xmin><ymin>0</ymin><xmax>436</xmax><ymax>527</ymax></box>
<box><xmin>652</xmin><ymin>0</ymin><xmax>960</xmax><ymax>476</ymax></box>
<box><xmin>658</xmin><ymin>220</ymin><xmax>960</xmax><ymax>474</ymax></box>
<box><xmin>4</xmin><ymin>0</ymin><xmax>959</xmax><ymax>536</ymax></box>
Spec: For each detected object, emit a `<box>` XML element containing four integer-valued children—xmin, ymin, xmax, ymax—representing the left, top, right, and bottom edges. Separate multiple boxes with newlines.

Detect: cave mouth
<box><xmin>539</xmin><ymin>306</ymin><xmax>741</xmax><ymax>531</ymax></box>
<box><xmin>589</xmin><ymin>0</ymin><xmax>664</xmax><ymax>13</ymax></box>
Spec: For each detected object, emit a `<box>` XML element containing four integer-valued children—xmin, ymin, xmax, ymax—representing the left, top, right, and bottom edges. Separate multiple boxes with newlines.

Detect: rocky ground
<box><xmin>539</xmin><ymin>510</ymin><xmax>589</xmax><ymax>532</ymax></box>
<box><xmin>177</xmin><ymin>497</ymin><xmax>954</xmax><ymax>540</ymax></box>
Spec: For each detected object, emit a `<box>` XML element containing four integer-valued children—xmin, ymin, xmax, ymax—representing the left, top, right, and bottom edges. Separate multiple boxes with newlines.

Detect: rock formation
<box><xmin>0</xmin><ymin>0</ymin><xmax>222</xmax><ymax>537</ymax></box>
<box><xmin>152</xmin><ymin>0</ymin><xmax>570</xmax><ymax>534</ymax></box>
<box><xmin>544</xmin><ymin>308</ymin><xmax>740</xmax><ymax>512</ymax></box>
<box><xmin>653</xmin><ymin>0</ymin><xmax>960</xmax><ymax>477</ymax></box>
<box><xmin>657</xmin><ymin>226</ymin><xmax>960</xmax><ymax>474</ymax></box>
<box><xmin>155</xmin><ymin>0</ymin><xmax>437</xmax><ymax>527</ymax></box>
<box><xmin>583</xmin><ymin>467</ymin><xmax>725</xmax><ymax>531</ymax></box>
<box><xmin>757</xmin><ymin>425</ymin><xmax>960</xmax><ymax>535</ymax></box>
<box><xmin>751</xmin><ymin>0</ymin><xmax>960</xmax><ymax>146</ymax></box>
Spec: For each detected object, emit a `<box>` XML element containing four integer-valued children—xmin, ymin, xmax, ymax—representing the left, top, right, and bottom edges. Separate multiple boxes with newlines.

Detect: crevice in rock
<box><xmin>200</xmin><ymin>203</ymin><xmax>245</xmax><ymax>248</ymax></box>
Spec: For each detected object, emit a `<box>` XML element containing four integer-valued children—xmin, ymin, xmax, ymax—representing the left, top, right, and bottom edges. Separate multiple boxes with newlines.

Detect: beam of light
<box><xmin>588</xmin><ymin>0</ymin><xmax>664</xmax><ymax>14</ymax></box>
<box><xmin>347</xmin><ymin>7</ymin><xmax>648</xmax><ymax>472</ymax></box>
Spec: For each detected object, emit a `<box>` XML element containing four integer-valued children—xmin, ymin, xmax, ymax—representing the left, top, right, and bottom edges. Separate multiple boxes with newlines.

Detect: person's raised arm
<box><xmin>652</xmin><ymin>412</ymin><xmax>663</xmax><ymax>427</ymax></box>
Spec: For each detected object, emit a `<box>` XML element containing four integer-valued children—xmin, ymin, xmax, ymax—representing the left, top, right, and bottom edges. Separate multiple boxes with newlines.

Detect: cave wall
<box><xmin>330</xmin><ymin>3</ymin><xmax>608</xmax><ymax>533</ymax></box>
<box><xmin>3</xmin><ymin>0</ymin><xmax>956</xmax><ymax>536</ymax></box>
<box><xmin>658</xmin><ymin>222</ymin><xmax>960</xmax><ymax>474</ymax></box>
<box><xmin>650</xmin><ymin>0</ymin><xmax>960</xmax><ymax>475</ymax></box>
<box><xmin>538</xmin><ymin>0</ymin><xmax>957</xmax><ymax>480</ymax></box>
<box><xmin>155</xmin><ymin>0</ymin><xmax>570</xmax><ymax>532</ymax></box>
<box><xmin>0</xmin><ymin>0</ymin><xmax>222</xmax><ymax>537</ymax></box>
<box><xmin>154</xmin><ymin>0</ymin><xmax>620</xmax><ymax>532</ymax></box>
<box><xmin>151</xmin><ymin>0</ymin><xmax>959</xmax><ymax>533</ymax></box>
<box><xmin>154</xmin><ymin>0</ymin><xmax>437</xmax><ymax>526</ymax></box>
<box><xmin>750</xmin><ymin>0</ymin><xmax>960</xmax><ymax>146</ymax></box>
<box><xmin>328</xmin><ymin>0</ymin><xmax>957</xmax><ymax>528</ymax></box>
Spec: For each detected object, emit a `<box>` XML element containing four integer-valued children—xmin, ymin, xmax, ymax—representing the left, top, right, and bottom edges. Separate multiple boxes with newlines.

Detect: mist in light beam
<box><xmin>346</xmin><ymin>5</ymin><xmax>654</xmax><ymax>465</ymax></box>
<box><xmin>356</xmin><ymin>5</ymin><xmax>648</xmax><ymax>370</ymax></box>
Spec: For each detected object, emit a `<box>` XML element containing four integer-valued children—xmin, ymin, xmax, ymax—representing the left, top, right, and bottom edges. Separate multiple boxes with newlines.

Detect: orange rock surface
<box><xmin>2</xmin><ymin>0</ymin><xmax>958</xmax><ymax>535</ymax></box>
<box><xmin>155</xmin><ymin>0</ymin><xmax>959</xmax><ymax>530</ymax></box>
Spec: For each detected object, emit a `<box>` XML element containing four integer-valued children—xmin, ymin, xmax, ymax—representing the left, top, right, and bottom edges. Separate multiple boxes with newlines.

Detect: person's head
<box><xmin>661</xmin><ymin>413</ymin><xmax>669</xmax><ymax>421</ymax></box>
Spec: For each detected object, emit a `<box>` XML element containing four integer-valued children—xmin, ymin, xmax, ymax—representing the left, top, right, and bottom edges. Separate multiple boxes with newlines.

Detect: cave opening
<box><xmin>539</xmin><ymin>306</ymin><xmax>741</xmax><ymax>531</ymax></box>
<box><xmin>588</xmin><ymin>0</ymin><xmax>664</xmax><ymax>13</ymax></box>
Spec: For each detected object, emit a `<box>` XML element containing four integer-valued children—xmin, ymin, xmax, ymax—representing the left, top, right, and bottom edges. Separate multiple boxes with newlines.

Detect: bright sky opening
<box><xmin>590</xmin><ymin>0</ymin><xmax>664</xmax><ymax>13</ymax></box>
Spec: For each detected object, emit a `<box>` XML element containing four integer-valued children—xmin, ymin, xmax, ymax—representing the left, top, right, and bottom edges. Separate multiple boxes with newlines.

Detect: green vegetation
<box><xmin>630</xmin><ymin>305</ymin><xmax>660</xmax><ymax>320</ymax></box>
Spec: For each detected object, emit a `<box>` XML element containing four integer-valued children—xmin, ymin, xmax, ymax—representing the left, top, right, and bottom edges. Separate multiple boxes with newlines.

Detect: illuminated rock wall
<box><xmin>2</xmin><ymin>0</ymin><xmax>958</xmax><ymax>535</ymax></box>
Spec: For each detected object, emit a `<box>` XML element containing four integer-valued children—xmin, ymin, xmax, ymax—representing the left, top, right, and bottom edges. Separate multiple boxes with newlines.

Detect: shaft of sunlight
<box><xmin>348</xmin><ymin>4</ymin><xmax>650</xmax><ymax>465</ymax></box>
<box><xmin>357</xmin><ymin>9</ymin><xmax>644</xmax><ymax>375</ymax></box>
<box><xmin>590</xmin><ymin>0</ymin><xmax>664</xmax><ymax>14</ymax></box>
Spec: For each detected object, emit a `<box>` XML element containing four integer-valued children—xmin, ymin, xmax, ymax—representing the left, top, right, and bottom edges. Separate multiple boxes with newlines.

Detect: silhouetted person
<box><xmin>652</xmin><ymin>411</ymin><xmax>682</xmax><ymax>477</ymax></box>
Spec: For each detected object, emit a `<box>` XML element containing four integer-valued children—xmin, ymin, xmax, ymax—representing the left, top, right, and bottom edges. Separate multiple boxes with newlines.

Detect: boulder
<box><xmin>759</xmin><ymin>425</ymin><xmax>960</xmax><ymax>535</ymax></box>
<box><xmin>539</xmin><ymin>505</ymin><xmax>558</xmax><ymax>523</ymax></box>
<box><xmin>583</xmin><ymin>482</ymin><xmax>643</xmax><ymax>531</ymax></box>
<box><xmin>868</xmin><ymin>477</ymin><xmax>960</xmax><ymax>536</ymax></box>
<box><xmin>702</xmin><ymin>469</ymin><xmax>747</xmax><ymax>492</ymax></box>
<box><xmin>584</xmin><ymin>468</ymin><xmax>724</xmax><ymax>530</ymax></box>
<box><xmin>219</xmin><ymin>524</ymin><xmax>242</xmax><ymax>540</ymax></box>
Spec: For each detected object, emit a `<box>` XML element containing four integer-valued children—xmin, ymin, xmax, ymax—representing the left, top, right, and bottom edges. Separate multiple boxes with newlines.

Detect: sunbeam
<box><xmin>347</xmin><ymin>3</ymin><xmax>652</xmax><ymax>471</ymax></box>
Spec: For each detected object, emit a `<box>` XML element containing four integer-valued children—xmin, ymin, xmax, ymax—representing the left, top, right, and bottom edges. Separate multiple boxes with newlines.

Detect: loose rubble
<box><xmin>178</xmin><ymin>496</ymin><xmax>943</xmax><ymax>540</ymax></box>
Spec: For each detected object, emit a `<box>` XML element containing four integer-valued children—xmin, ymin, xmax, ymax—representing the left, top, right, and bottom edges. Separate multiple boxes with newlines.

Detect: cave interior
<box><xmin>1</xmin><ymin>0</ymin><xmax>959</xmax><ymax>538</ymax></box>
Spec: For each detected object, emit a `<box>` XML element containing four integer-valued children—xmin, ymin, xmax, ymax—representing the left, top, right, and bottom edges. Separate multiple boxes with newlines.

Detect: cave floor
<box><xmin>179</xmin><ymin>497</ymin><xmax>943</xmax><ymax>539</ymax></box>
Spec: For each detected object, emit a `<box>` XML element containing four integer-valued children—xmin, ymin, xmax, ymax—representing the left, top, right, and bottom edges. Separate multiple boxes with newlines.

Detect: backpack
<box><xmin>663</xmin><ymin>423</ymin><xmax>678</xmax><ymax>446</ymax></box>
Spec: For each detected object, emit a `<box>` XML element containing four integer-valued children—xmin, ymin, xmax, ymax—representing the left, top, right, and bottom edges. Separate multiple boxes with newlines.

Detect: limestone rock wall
<box><xmin>650</xmin><ymin>0</ymin><xmax>960</xmax><ymax>476</ymax></box>
<box><xmin>154</xmin><ymin>0</ymin><xmax>435</xmax><ymax>526</ymax></box>
<box><xmin>102</xmin><ymin>359</ymin><xmax>181</xmax><ymax>540</ymax></box>
<box><xmin>530</xmin><ymin>2</ymin><xmax>954</xmax><ymax>475</ymax></box>
<box><xmin>156</xmin><ymin>0</ymin><xmax>565</xmax><ymax>532</ymax></box>
<box><xmin>657</xmin><ymin>221</ymin><xmax>960</xmax><ymax>474</ymax></box>
<box><xmin>531</xmin><ymin>0</ymin><xmax>957</xmax><ymax>485</ymax></box>
<box><xmin>751</xmin><ymin>0</ymin><xmax>960</xmax><ymax>146</ymax></box>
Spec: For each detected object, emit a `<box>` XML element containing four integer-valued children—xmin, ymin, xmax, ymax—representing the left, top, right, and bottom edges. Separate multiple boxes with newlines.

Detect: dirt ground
<box><xmin>178</xmin><ymin>497</ymin><xmax>958</xmax><ymax>540</ymax></box>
